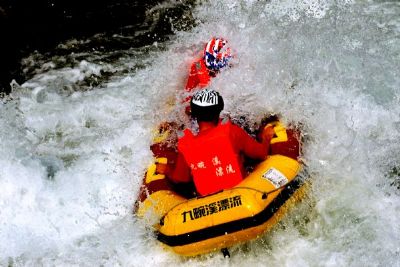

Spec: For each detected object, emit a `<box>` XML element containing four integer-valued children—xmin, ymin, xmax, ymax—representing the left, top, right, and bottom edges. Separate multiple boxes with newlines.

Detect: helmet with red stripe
<box><xmin>204</xmin><ymin>38</ymin><xmax>232</xmax><ymax>71</ymax></box>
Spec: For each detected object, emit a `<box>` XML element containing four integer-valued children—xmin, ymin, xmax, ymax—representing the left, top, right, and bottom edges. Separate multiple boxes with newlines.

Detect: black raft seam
<box><xmin>156</xmin><ymin>179</ymin><xmax>302</xmax><ymax>247</ymax></box>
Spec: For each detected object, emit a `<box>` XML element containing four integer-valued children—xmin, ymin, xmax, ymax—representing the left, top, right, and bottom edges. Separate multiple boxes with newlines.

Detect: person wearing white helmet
<box><xmin>168</xmin><ymin>88</ymin><xmax>274</xmax><ymax>196</ymax></box>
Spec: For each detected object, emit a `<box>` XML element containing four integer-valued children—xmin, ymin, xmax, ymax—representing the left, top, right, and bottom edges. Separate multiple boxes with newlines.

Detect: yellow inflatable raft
<box><xmin>136</xmin><ymin>121</ymin><xmax>307</xmax><ymax>256</ymax></box>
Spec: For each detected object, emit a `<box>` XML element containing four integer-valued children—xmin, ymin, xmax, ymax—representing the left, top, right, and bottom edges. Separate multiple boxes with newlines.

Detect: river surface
<box><xmin>1</xmin><ymin>0</ymin><xmax>400</xmax><ymax>266</ymax></box>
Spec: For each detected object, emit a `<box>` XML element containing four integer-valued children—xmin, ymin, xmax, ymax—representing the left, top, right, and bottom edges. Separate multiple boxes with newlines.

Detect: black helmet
<box><xmin>190</xmin><ymin>89</ymin><xmax>224</xmax><ymax>122</ymax></box>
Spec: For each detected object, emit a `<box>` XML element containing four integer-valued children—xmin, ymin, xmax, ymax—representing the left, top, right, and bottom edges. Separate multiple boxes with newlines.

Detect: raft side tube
<box><xmin>156</xmin><ymin>155</ymin><xmax>302</xmax><ymax>255</ymax></box>
<box><xmin>164</xmin><ymin>179</ymin><xmax>310</xmax><ymax>256</ymax></box>
<box><xmin>136</xmin><ymin>158</ymin><xmax>186</xmax><ymax>218</ymax></box>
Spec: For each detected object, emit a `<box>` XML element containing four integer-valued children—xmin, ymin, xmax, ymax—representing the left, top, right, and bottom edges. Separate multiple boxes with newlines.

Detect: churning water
<box><xmin>1</xmin><ymin>0</ymin><xmax>399</xmax><ymax>266</ymax></box>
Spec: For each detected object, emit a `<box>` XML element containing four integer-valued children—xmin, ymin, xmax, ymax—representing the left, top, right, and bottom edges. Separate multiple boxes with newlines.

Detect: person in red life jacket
<box><xmin>185</xmin><ymin>37</ymin><xmax>232</xmax><ymax>92</ymax></box>
<box><xmin>168</xmin><ymin>88</ymin><xmax>275</xmax><ymax>196</ymax></box>
<box><xmin>151</xmin><ymin>38</ymin><xmax>232</xmax><ymax>173</ymax></box>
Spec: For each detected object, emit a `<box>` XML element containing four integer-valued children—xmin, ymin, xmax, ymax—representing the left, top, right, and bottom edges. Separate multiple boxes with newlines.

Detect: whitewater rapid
<box><xmin>1</xmin><ymin>0</ymin><xmax>400</xmax><ymax>266</ymax></box>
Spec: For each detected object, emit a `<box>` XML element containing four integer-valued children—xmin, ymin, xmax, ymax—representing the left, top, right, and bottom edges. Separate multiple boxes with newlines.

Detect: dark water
<box><xmin>0</xmin><ymin>0</ymin><xmax>195</xmax><ymax>94</ymax></box>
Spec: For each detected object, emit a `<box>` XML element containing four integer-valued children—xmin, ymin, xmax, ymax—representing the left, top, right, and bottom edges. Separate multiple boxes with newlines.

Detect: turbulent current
<box><xmin>1</xmin><ymin>0</ymin><xmax>400</xmax><ymax>266</ymax></box>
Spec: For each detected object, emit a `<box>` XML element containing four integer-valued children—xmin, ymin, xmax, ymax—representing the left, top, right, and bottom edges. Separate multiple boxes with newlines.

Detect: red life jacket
<box><xmin>185</xmin><ymin>58</ymin><xmax>212</xmax><ymax>92</ymax></box>
<box><xmin>177</xmin><ymin>121</ymin><xmax>243</xmax><ymax>196</ymax></box>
